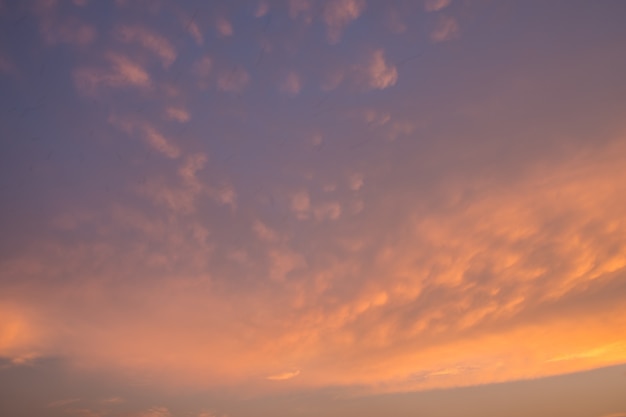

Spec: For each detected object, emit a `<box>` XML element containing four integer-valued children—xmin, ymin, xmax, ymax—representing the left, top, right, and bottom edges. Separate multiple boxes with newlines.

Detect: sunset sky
<box><xmin>1</xmin><ymin>1</ymin><xmax>626</xmax><ymax>416</ymax></box>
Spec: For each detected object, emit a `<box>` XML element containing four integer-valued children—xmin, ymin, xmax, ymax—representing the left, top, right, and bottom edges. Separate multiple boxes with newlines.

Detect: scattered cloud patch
<box><xmin>290</xmin><ymin>191</ymin><xmax>311</xmax><ymax>219</ymax></box>
<box><xmin>255</xmin><ymin>1</ymin><xmax>269</xmax><ymax>18</ymax></box>
<box><xmin>217</xmin><ymin>67</ymin><xmax>250</xmax><ymax>93</ymax></box>
<box><xmin>216</xmin><ymin>17</ymin><xmax>233</xmax><ymax>37</ymax></box>
<box><xmin>109</xmin><ymin>115</ymin><xmax>181</xmax><ymax>159</ymax></box>
<box><xmin>73</xmin><ymin>53</ymin><xmax>151</xmax><ymax>95</ymax></box>
<box><xmin>280</xmin><ymin>71</ymin><xmax>302</xmax><ymax>95</ymax></box>
<box><xmin>430</xmin><ymin>15</ymin><xmax>459</xmax><ymax>42</ymax></box>
<box><xmin>424</xmin><ymin>0</ymin><xmax>452</xmax><ymax>12</ymax></box>
<box><xmin>349</xmin><ymin>173</ymin><xmax>364</xmax><ymax>191</ymax></box>
<box><xmin>47</xmin><ymin>398</ymin><xmax>80</xmax><ymax>408</ymax></box>
<box><xmin>267</xmin><ymin>369</ymin><xmax>300</xmax><ymax>381</ymax></box>
<box><xmin>165</xmin><ymin>106</ymin><xmax>190</xmax><ymax>123</ymax></box>
<box><xmin>323</xmin><ymin>0</ymin><xmax>366</xmax><ymax>44</ymax></box>
<box><xmin>314</xmin><ymin>202</ymin><xmax>342</xmax><ymax>221</ymax></box>
<box><xmin>359</xmin><ymin>49</ymin><xmax>397</xmax><ymax>90</ymax></box>
<box><xmin>114</xmin><ymin>25</ymin><xmax>176</xmax><ymax>67</ymax></box>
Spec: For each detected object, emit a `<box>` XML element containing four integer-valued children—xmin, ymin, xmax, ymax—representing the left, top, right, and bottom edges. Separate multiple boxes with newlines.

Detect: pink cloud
<box><xmin>290</xmin><ymin>190</ymin><xmax>311</xmax><ymax>219</ymax></box>
<box><xmin>217</xmin><ymin>67</ymin><xmax>250</xmax><ymax>93</ymax></box>
<box><xmin>313</xmin><ymin>202</ymin><xmax>342</xmax><ymax>221</ymax></box>
<box><xmin>165</xmin><ymin>106</ymin><xmax>191</xmax><ymax>123</ymax></box>
<box><xmin>114</xmin><ymin>25</ymin><xmax>177</xmax><ymax>67</ymax></box>
<box><xmin>215</xmin><ymin>17</ymin><xmax>233</xmax><ymax>37</ymax></box>
<box><xmin>193</xmin><ymin>55</ymin><xmax>213</xmax><ymax>88</ymax></box>
<box><xmin>279</xmin><ymin>71</ymin><xmax>302</xmax><ymax>95</ymax></box>
<box><xmin>424</xmin><ymin>0</ymin><xmax>452</xmax><ymax>12</ymax></box>
<box><xmin>255</xmin><ymin>1</ymin><xmax>270</xmax><ymax>18</ymax></box>
<box><xmin>0</xmin><ymin>51</ymin><xmax>16</xmax><ymax>75</ymax></box>
<box><xmin>358</xmin><ymin>49</ymin><xmax>398</xmax><ymax>90</ymax></box>
<box><xmin>430</xmin><ymin>15</ymin><xmax>459</xmax><ymax>42</ymax></box>
<box><xmin>180</xmin><ymin>11</ymin><xmax>203</xmax><ymax>45</ymax></box>
<box><xmin>323</xmin><ymin>0</ymin><xmax>366</xmax><ymax>44</ymax></box>
<box><xmin>73</xmin><ymin>53</ymin><xmax>151</xmax><ymax>95</ymax></box>
<box><xmin>108</xmin><ymin>115</ymin><xmax>181</xmax><ymax>159</ymax></box>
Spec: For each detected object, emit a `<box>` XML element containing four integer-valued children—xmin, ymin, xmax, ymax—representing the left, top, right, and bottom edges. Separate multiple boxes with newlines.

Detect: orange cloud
<box><xmin>267</xmin><ymin>370</ymin><xmax>300</xmax><ymax>381</ymax></box>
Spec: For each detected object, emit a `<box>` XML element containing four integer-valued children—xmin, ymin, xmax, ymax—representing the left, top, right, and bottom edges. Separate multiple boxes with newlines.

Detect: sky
<box><xmin>1</xmin><ymin>0</ymin><xmax>626</xmax><ymax>416</ymax></box>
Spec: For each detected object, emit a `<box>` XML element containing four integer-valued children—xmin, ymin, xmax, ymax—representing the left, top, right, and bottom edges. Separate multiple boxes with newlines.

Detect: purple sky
<box><xmin>1</xmin><ymin>1</ymin><xmax>626</xmax><ymax>416</ymax></box>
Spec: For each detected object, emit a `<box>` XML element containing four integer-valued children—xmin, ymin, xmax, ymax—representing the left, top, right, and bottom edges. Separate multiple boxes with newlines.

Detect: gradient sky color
<box><xmin>1</xmin><ymin>1</ymin><xmax>626</xmax><ymax>416</ymax></box>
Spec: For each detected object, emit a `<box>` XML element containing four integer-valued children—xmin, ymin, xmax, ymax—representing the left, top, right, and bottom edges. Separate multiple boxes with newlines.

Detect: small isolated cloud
<box><xmin>253</xmin><ymin>220</ymin><xmax>279</xmax><ymax>243</ymax></box>
<box><xmin>109</xmin><ymin>115</ymin><xmax>180</xmax><ymax>159</ymax></box>
<box><xmin>424</xmin><ymin>0</ymin><xmax>452</xmax><ymax>12</ymax></box>
<box><xmin>0</xmin><ymin>52</ymin><xmax>16</xmax><ymax>75</ymax></box>
<box><xmin>216</xmin><ymin>17</ymin><xmax>233</xmax><ymax>37</ymax></box>
<box><xmin>217</xmin><ymin>67</ymin><xmax>250</xmax><ymax>93</ymax></box>
<box><xmin>193</xmin><ymin>55</ymin><xmax>212</xmax><ymax>88</ymax></box>
<box><xmin>180</xmin><ymin>12</ymin><xmax>203</xmax><ymax>45</ymax></box>
<box><xmin>430</xmin><ymin>15</ymin><xmax>459</xmax><ymax>42</ymax></box>
<box><xmin>266</xmin><ymin>369</ymin><xmax>300</xmax><ymax>381</ymax></box>
<box><xmin>165</xmin><ymin>106</ymin><xmax>190</xmax><ymax>123</ymax></box>
<box><xmin>65</xmin><ymin>408</ymin><xmax>105</xmax><ymax>417</ymax></box>
<box><xmin>101</xmin><ymin>397</ymin><xmax>124</xmax><ymax>404</ymax></box>
<box><xmin>428</xmin><ymin>367</ymin><xmax>462</xmax><ymax>377</ymax></box>
<box><xmin>139</xmin><ymin>125</ymin><xmax>181</xmax><ymax>159</ymax></box>
<box><xmin>359</xmin><ymin>49</ymin><xmax>398</xmax><ymax>90</ymax></box>
<box><xmin>386</xmin><ymin>120</ymin><xmax>415</xmax><ymax>141</ymax></box>
<box><xmin>114</xmin><ymin>25</ymin><xmax>176</xmax><ymax>67</ymax></box>
<box><xmin>323</xmin><ymin>0</ymin><xmax>366</xmax><ymax>44</ymax></box>
<box><xmin>314</xmin><ymin>202</ymin><xmax>342</xmax><ymax>221</ymax></box>
<box><xmin>349</xmin><ymin>173</ymin><xmax>364</xmax><ymax>191</ymax></box>
<box><xmin>311</xmin><ymin>133</ymin><xmax>323</xmax><ymax>147</ymax></box>
<box><xmin>73</xmin><ymin>53</ymin><xmax>151</xmax><ymax>95</ymax></box>
<box><xmin>211</xmin><ymin>183</ymin><xmax>237</xmax><ymax>209</ymax></box>
<box><xmin>255</xmin><ymin>0</ymin><xmax>269</xmax><ymax>18</ymax></box>
<box><xmin>290</xmin><ymin>190</ymin><xmax>311</xmax><ymax>219</ymax></box>
<box><xmin>279</xmin><ymin>71</ymin><xmax>302</xmax><ymax>96</ymax></box>
<box><xmin>134</xmin><ymin>407</ymin><xmax>172</xmax><ymax>417</ymax></box>
<box><xmin>269</xmin><ymin>249</ymin><xmax>304</xmax><ymax>281</ymax></box>
<box><xmin>363</xmin><ymin>109</ymin><xmax>391</xmax><ymax>126</ymax></box>
<box><xmin>48</xmin><ymin>398</ymin><xmax>80</xmax><ymax>408</ymax></box>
